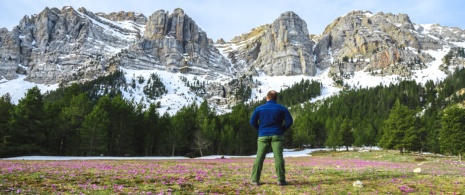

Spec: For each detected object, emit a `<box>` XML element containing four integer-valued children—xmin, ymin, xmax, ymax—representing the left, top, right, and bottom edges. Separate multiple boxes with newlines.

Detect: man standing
<box><xmin>250</xmin><ymin>90</ymin><xmax>293</xmax><ymax>186</ymax></box>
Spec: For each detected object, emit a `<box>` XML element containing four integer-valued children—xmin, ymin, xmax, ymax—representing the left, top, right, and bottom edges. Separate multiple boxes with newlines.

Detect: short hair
<box><xmin>267</xmin><ymin>90</ymin><xmax>278</xmax><ymax>100</ymax></box>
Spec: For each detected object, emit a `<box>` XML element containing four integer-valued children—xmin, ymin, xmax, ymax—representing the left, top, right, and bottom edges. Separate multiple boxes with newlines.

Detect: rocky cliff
<box><xmin>96</xmin><ymin>11</ymin><xmax>147</xmax><ymax>25</ymax></box>
<box><xmin>0</xmin><ymin>6</ymin><xmax>141</xmax><ymax>84</ymax></box>
<box><xmin>314</xmin><ymin>10</ymin><xmax>464</xmax><ymax>78</ymax></box>
<box><xmin>1</xmin><ymin>7</ymin><xmax>465</xmax><ymax>109</ymax></box>
<box><xmin>0</xmin><ymin>7</ymin><xmax>232</xmax><ymax>84</ymax></box>
<box><xmin>110</xmin><ymin>8</ymin><xmax>231</xmax><ymax>79</ymax></box>
<box><xmin>218</xmin><ymin>11</ymin><xmax>316</xmax><ymax>77</ymax></box>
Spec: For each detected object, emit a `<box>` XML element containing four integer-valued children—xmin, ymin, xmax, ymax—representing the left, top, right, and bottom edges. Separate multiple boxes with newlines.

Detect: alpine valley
<box><xmin>1</xmin><ymin>7</ymin><xmax>465</xmax><ymax>114</ymax></box>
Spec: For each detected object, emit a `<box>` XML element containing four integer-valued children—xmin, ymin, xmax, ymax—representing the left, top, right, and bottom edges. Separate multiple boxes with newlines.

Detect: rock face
<box><xmin>1</xmin><ymin>7</ymin><xmax>465</xmax><ymax>107</ymax></box>
<box><xmin>113</xmin><ymin>8</ymin><xmax>231</xmax><ymax>77</ymax></box>
<box><xmin>0</xmin><ymin>28</ymin><xmax>21</xmax><ymax>80</ymax></box>
<box><xmin>314</xmin><ymin>10</ymin><xmax>455</xmax><ymax>78</ymax></box>
<box><xmin>0</xmin><ymin>7</ymin><xmax>231</xmax><ymax>84</ymax></box>
<box><xmin>0</xmin><ymin>6</ymin><xmax>140</xmax><ymax>84</ymax></box>
<box><xmin>96</xmin><ymin>11</ymin><xmax>147</xmax><ymax>25</ymax></box>
<box><xmin>221</xmin><ymin>11</ymin><xmax>316</xmax><ymax>76</ymax></box>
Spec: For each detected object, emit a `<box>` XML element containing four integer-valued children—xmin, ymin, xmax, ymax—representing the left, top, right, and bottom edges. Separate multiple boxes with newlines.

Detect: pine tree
<box><xmin>80</xmin><ymin>106</ymin><xmax>109</xmax><ymax>156</ymax></box>
<box><xmin>340</xmin><ymin>118</ymin><xmax>354</xmax><ymax>151</ymax></box>
<box><xmin>167</xmin><ymin>106</ymin><xmax>191</xmax><ymax>156</ymax></box>
<box><xmin>143</xmin><ymin>104</ymin><xmax>160</xmax><ymax>156</ymax></box>
<box><xmin>325</xmin><ymin>118</ymin><xmax>343</xmax><ymax>151</ymax></box>
<box><xmin>108</xmin><ymin>95</ymin><xmax>135</xmax><ymax>156</ymax></box>
<box><xmin>0</xmin><ymin>93</ymin><xmax>14</xmax><ymax>157</ymax></box>
<box><xmin>219</xmin><ymin>124</ymin><xmax>235</xmax><ymax>155</ymax></box>
<box><xmin>292</xmin><ymin>116</ymin><xmax>314</xmax><ymax>148</ymax></box>
<box><xmin>440</xmin><ymin>106</ymin><xmax>465</xmax><ymax>161</ymax></box>
<box><xmin>378</xmin><ymin>100</ymin><xmax>418</xmax><ymax>154</ymax></box>
<box><xmin>58</xmin><ymin>93</ymin><xmax>92</xmax><ymax>155</ymax></box>
<box><xmin>8</xmin><ymin>87</ymin><xmax>47</xmax><ymax>155</ymax></box>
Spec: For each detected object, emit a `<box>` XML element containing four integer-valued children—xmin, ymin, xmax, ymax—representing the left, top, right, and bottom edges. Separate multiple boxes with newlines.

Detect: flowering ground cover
<box><xmin>1</xmin><ymin>150</ymin><xmax>465</xmax><ymax>194</ymax></box>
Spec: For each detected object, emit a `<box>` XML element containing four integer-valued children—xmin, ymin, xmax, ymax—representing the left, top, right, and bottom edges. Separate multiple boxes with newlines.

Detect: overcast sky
<box><xmin>1</xmin><ymin>0</ymin><xmax>465</xmax><ymax>41</ymax></box>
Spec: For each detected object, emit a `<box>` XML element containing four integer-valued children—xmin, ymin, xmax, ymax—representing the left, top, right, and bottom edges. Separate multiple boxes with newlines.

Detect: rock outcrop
<box><xmin>2</xmin><ymin>7</ymin><xmax>465</xmax><ymax>108</ymax></box>
<box><xmin>0</xmin><ymin>28</ymin><xmax>21</xmax><ymax>80</ymax></box>
<box><xmin>314</xmin><ymin>10</ymin><xmax>449</xmax><ymax>78</ymax></box>
<box><xmin>0</xmin><ymin>7</ymin><xmax>231</xmax><ymax>84</ymax></box>
<box><xmin>221</xmin><ymin>11</ymin><xmax>316</xmax><ymax>76</ymax></box>
<box><xmin>0</xmin><ymin>6</ymin><xmax>140</xmax><ymax>84</ymax></box>
<box><xmin>96</xmin><ymin>11</ymin><xmax>147</xmax><ymax>25</ymax></box>
<box><xmin>114</xmin><ymin>8</ymin><xmax>231</xmax><ymax>78</ymax></box>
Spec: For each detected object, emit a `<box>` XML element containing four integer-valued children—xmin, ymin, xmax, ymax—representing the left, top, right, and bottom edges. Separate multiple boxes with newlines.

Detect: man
<box><xmin>249</xmin><ymin>90</ymin><xmax>293</xmax><ymax>186</ymax></box>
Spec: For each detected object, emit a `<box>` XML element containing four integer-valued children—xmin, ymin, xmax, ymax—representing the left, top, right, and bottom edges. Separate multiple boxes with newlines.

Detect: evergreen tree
<box><xmin>219</xmin><ymin>124</ymin><xmax>235</xmax><ymax>154</ymax></box>
<box><xmin>8</xmin><ymin>87</ymin><xmax>47</xmax><ymax>155</ymax></box>
<box><xmin>43</xmin><ymin>100</ymin><xmax>66</xmax><ymax>155</ymax></box>
<box><xmin>440</xmin><ymin>106</ymin><xmax>465</xmax><ymax>161</ymax></box>
<box><xmin>108</xmin><ymin>95</ymin><xmax>135</xmax><ymax>156</ymax></box>
<box><xmin>379</xmin><ymin>100</ymin><xmax>418</xmax><ymax>154</ymax></box>
<box><xmin>0</xmin><ymin>94</ymin><xmax>14</xmax><ymax>157</ymax></box>
<box><xmin>58</xmin><ymin>93</ymin><xmax>92</xmax><ymax>155</ymax></box>
<box><xmin>80</xmin><ymin>106</ymin><xmax>109</xmax><ymax>156</ymax></box>
<box><xmin>195</xmin><ymin>100</ymin><xmax>215</xmax><ymax>155</ymax></box>
<box><xmin>340</xmin><ymin>118</ymin><xmax>354</xmax><ymax>151</ymax></box>
<box><xmin>325</xmin><ymin>117</ymin><xmax>343</xmax><ymax>150</ymax></box>
<box><xmin>167</xmin><ymin>106</ymin><xmax>192</xmax><ymax>156</ymax></box>
<box><xmin>143</xmin><ymin>104</ymin><xmax>160</xmax><ymax>156</ymax></box>
<box><xmin>292</xmin><ymin>116</ymin><xmax>314</xmax><ymax>148</ymax></box>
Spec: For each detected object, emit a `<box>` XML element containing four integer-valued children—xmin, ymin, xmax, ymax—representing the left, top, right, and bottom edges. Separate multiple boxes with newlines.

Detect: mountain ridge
<box><xmin>1</xmin><ymin>6</ymin><xmax>464</xmax><ymax>114</ymax></box>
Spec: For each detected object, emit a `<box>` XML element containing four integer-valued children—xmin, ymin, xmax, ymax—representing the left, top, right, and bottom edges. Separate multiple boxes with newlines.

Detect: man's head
<box><xmin>266</xmin><ymin>90</ymin><xmax>278</xmax><ymax>101</ymax></box>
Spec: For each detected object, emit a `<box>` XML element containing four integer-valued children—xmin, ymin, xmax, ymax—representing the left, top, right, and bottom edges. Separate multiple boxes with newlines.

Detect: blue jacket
<box><xmin>250</xmin><ymin>100</ymin><xmax>293</xmax><ymax>137</ymax></box>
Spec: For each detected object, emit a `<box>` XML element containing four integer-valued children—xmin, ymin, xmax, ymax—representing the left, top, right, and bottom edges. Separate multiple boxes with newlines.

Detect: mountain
<box><xmin>216</xmin><ymin>11</ymin><xmax>316</xmax><ymax>76</ymax></box>
<box><xmin>1</xmin><ymin>7</ymin><xmax>465</xmax><ymax>114</ymax></box>
<box><xmin>314</xmin><ymin>10</ymin><xmax>465</xmax><ymax>79</ymax></box>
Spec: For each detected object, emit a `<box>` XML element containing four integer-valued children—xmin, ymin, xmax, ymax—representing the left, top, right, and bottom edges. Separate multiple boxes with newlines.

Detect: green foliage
<box><xmin>342</xmin><ymin>56</ymin><xmax>349</xmax><ymax>62</ymax></box>
<box><xmin>0</xmin><ymin>94</ymin><xmax>14</xmax><ymax>156</ymax></box>
<box><xmin>439</xmin><ymin>106</ymin><xmax>465</xmax><ymax>158</ymax></box>
<box><xmin>2</xmin><ymin>67</ymin><xmax>465</xmax><ymax>158</ymax></box>
<box><xmin>278</xmin><ymin>79</ymin><xmax>322</xmax><ymax>106</ymax></box>
<box><xmin>44</xmin><ymin>70</ymin><xmax>126</xmax><ymax>102</ymax></box>
<box><xmin>8</xmin><ymin>87</ymin><xmax>47</xmax><ymax>155</ymax></box>
<box><xmin>443</xmin><ymin>47</ymin><xmax>465</xmax><ymax>65</ymax></box>
<box><xmin>79</xmin><ymin>106</ymin><xmax>109</xmax><ymax>156</ymax></box>
<box><xmin>143</xmin><ymin>73</ymin><xmax>167</xmax><ymax>100</ymax></box>
<box><xmin>378</xmin><ymin>100</ymin><xmax>419</xmax><ymax>153</ymax></box>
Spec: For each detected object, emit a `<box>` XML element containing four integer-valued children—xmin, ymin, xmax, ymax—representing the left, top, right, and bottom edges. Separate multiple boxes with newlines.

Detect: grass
<box><xmin>1</xmin><ymin>150</ymin><xmax>465</xmax><ymax>194</ymax></box>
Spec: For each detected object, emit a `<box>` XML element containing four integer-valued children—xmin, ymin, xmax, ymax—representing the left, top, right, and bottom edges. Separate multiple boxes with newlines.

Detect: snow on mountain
<box><xmin>2</xmin><ymin>7</ymin><xmax>465</xmax><ymax>114</ymax></box>
<box><xmin>0</xmin><ymin>75</ymin><xmax>59</xmax><ymax>104</ymax></box>
<box><xmin>0</xmin><ymin>44</ymin><xmax>458</xmax><ymax>115</ymax></box>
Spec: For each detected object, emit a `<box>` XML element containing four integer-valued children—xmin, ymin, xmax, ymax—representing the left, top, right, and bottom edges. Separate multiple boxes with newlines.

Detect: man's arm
<box><xmin>282</xmin><ymin>108</ymin><xmax>293</xmax><ymax>130</ymax></box>
<box><xmin>249</xmin><ymin>109</ymin><xmax>259</xmax><ymax>130</ymax></box>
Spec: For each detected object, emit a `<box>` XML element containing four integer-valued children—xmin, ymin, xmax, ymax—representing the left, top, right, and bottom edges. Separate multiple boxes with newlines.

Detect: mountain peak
<box><xmin>279</xmin><ymin>11</ymin><xmax>299</xmax><ymax>17</ymax></box>
<box><xmin>344</xmin><ymin>10</ymin><xmax>373</xmax><ymax>17</ymax></box>
<box><xmin>173</xmin><ymin>8</ymin><xmax>185</xmax><ymax>15</ymax></box>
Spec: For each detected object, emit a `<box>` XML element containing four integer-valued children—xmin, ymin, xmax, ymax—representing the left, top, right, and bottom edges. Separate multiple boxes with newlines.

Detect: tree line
<box><xmin>291</xmin><ymin>67</ymin><xmax>465</xmax><ymax>159</ymax></box>
<box><xmin>1</xmin><ymin>67</ymin><xmax>465</xmax><ymax>159</ymax></box>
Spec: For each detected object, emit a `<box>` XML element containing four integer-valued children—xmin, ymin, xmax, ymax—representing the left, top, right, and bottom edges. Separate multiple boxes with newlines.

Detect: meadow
<box><xmin>1</xmin><ymin>150</ymin><xmax>464</xmax><ymax>194</ymax></box>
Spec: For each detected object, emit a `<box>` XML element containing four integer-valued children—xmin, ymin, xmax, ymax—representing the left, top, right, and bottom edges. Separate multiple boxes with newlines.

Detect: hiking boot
<box><xmin>251</xmin><ymin>181</ymin><xmax>260</xmax><ymax>186</ymax></box>
<box><xmin>278</xmin><ymin>180</ymin><xmax>288</xmax><ymax>186</ymax></box>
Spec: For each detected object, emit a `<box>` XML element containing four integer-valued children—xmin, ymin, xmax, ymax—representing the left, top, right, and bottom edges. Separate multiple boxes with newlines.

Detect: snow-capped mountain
<box><xmin>1</xmin><ymin>7</ymin><xmax>464</xmax><ymax>115</ymax></box>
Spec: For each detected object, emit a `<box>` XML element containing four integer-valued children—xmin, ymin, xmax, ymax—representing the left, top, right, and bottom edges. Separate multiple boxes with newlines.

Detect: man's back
<box><xmin>250</xmin><ymin>100</ymin><xmax>293</xmax><ymax>137</ymax></box>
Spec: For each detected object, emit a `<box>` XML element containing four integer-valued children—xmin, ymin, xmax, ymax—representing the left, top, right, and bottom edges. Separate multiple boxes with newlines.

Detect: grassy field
<box><xmin>1</xmin><ymin>150</ymin><xmax>465</xmax><ymax>194</ymax></box>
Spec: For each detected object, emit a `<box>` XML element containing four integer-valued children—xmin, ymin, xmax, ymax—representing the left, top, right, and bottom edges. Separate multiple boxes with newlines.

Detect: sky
<box><xmin>1</xmin><ymin>0</ymin><xmax>465</xmax><ymax>41</ymax></box>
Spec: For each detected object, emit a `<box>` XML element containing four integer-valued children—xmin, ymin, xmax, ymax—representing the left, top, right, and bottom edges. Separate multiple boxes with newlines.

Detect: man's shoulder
<box><xmin>257</xmin><ymin>102</ymin><xmax>288</xmax><ymax>110</ymax></box>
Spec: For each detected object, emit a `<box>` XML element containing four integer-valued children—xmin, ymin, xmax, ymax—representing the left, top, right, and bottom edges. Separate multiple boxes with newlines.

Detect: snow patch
<box><xmin>0</xmin><ymin>75</ymin><xmax>59</xmax><ymax>104</ymax></box>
